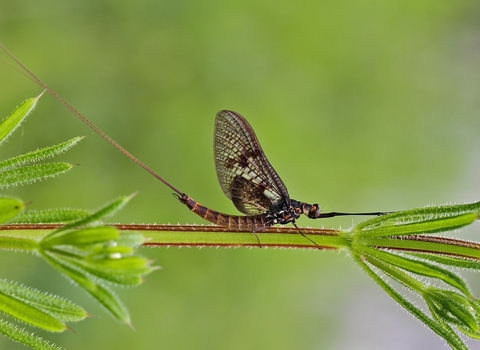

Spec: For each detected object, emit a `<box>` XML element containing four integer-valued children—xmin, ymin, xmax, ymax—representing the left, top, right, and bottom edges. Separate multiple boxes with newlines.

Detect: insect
<box><xmin>177</xmin><ymin>111</ymin><xmax>386</xmax><ymax>246</ymax></box>
<box><xmin>0</xmin><ymin>44</ymin><xmax>387</xmax><ymax>247</ymax></box>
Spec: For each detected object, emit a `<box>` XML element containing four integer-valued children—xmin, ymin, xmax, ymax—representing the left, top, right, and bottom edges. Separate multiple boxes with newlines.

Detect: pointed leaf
<box><xmin>58</xmin><ymin>254</ymin><xmax>152</xmax><ymax>286</ymax></box>
<box><xmin>0</xmin><ymin>290</ymin><xmax>66</xmax><ymax>332</ymax></box>
<box><xmin>42</xmin><ymin>226</ymin><xmax>119</xmax><ymax>248</ymax></box>
<box><xmin>359</xmin><ymin>246</ymin><xmax>472</xmax><ymax>296</ymax></box>
<box><xmin>0</xmin><ymin>163</ymin><xmax>73</xmax><ymax>188</ymax></box>
<box><xmin>355</xmin><ymin>201</ymin><xmax>480</xmax><ymax>237</ymax></box>
<box><xmin>426</xmin><ymin>288</ymin><xmax>479</xmax><ymax>333</ymax></box>
<box><xmin>352</xmin><ymin>252</ymin><xmax>468</xmax><ymax>350</ymax></box>
<box><xmin>356</xmin><ymin>213</ymin><xmax>477</xmax><ymax>238</ymax></box>
<box><xmin>12</xmin><ymin>208</ymin><xmax>91</xmax><ymax>224</ymax></box>
<box><xmin>0</xmin><ymin>94</ymin><xmax>42</xmax><ymax>145</ymax></box>
<box><xmin>0</xmin><ymin>279</ymin><xmax>87</xmax><ymax>323</ymax></box>
<box><xmin>42</xmin><ymin>252</ymin><xmax>131</xmax><ymax>324</ymax></box>
<box><xmin>0</xmin><ymin>236</ymin><xmax>38</xmax><ymax>252</ymax></box>
<box><xmin>408</xmin><ymin>252</ymin><xmax>480</xmax><ymax>270</ymax></box>
<box><xmin>0</xmin><ymin>319</ymin><xmax>62</xmax><ymax>350</ymax></box>
<box><xmin>49</xmin><ymin>194</ymin><xmax>135</xmax><ymax>236</ymax></box>
<box><xmin>87</xmin><ymin>281</ymin><xmax>130</xmax><ymax>324</ymax></box>
<box><xmin>0</xmin><ymin>136</ymin><xmax>84</xmax><ymax>172</ymax></box>
<box><xmin>56</xmin><ymin>256</ymin><xmax>146</xmax><ymax>286</ymax></box>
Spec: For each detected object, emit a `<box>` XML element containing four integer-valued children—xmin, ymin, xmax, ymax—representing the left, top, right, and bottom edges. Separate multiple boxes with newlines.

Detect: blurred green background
<box><xmin>1</xmin><ymin>1</ymin><xmax>479</xmax><ymax>349</ymax></box>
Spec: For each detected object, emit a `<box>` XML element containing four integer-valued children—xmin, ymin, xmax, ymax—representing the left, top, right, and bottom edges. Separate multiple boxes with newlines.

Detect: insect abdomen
<box><xmin>178</xmin><ymin>194</ymin><xmax>268</xmax><ymax>230</ymax></box>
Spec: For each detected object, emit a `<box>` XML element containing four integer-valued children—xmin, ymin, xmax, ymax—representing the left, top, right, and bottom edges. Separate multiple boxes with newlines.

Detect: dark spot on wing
<box><xmin>225</xmin><ymin>157</ymin><xmax>236</xmax><ymax>169</ymax></box>
<box><xmin>229</xmin><ymin>175</ymin><xmax>277</xmax><ymax>215</ymax></box>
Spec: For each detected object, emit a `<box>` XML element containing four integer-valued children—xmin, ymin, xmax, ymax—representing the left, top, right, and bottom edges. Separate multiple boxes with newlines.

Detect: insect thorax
<box><xmin>265</xmin><ymin>199</ymin><xmax>321</xmax><ymax>226</ymax></box>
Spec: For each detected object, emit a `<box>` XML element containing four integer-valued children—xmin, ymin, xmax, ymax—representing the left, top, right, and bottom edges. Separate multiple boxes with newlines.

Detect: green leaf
<box><xmin>42</xmin><ymin>252</ymin><xmax>131</xmax><ymax>324</ymax></box>
<box><xmin>83</xmin><ymin>280</ymin><xmax>130</xmax><ymax>324</ymax></box>
<box><xmin>360</xmin><ymin>235</ymin><xmax>480</xmax><ymax>261</ymax></box>
<box><xmin>0</xmin><ymin>163</ymin><xmax>73</xmax><ymax>188</ymax></box>
<box><xmin>0</xmin><ymin>236</ymin><xmax>38</xmax><ymax>252</ymax></box>
<box><xmin>355</xmin><ymin>212</ymin><xmax>477</xmax><ymax>238</ymax></box>
<box><xmin>49</xmin><ymin>194</ymin><xmax>135</xmax><ymax>236</ymax></box>
<box><xmin>0</xmin><ymin>197</ymin><xmax>24</xmax><ymax>223</ymax></box>
<box><xmin>42</xmin><ymin>226</ymin><xmax>119</xmax><ymax>248</ymax></box>
<box><xmin>352</xmin><ymin>252</ymin><xmax>469</xmax><ymax>350</ymax></box>
<box><xmin>408</xmin><ymin>252</ymin><xmax>480</xmax><ymax>270</ymax></box>
<box><xmin>52</xmin><ymin>254</ymin><xmax>149</xmax><ymax>286</ymax></box>
<box><xmin>357</xmin><ymin>246</ymin><xmax>472</xmax><ymax>297</ymax></box>
<box><xmin>0</xmin><ymin>136</ymin><xmax>84</xmax><ymax>172</ymax></box>
<box><xmin>0</xmin><ymin>319</ymin><xmax>62</xmax><ymax>350</ymax></box>
<box><xmin>0</xmin><ymin>279</ymin><xmax>87</xmax><ymax>323</ymax></box>
<box><xmin>12</xmin><ymin>208</ymin><xmax>91</xmax><ymax>224</ymax></box>
<box><xmin>0</xmin><ymin>93</ymin><xmax>42</xmax><ymax>146</ymax></box>
<box><xmin>88</xmin><ymin>255</ymin><xmax>149</xmax><ymax>270</ymax></box>
<box><xmin>0</xmin><ymin>290</ymin><xmax>66</xmax><ymax>332</ymax></box>
<box><xmin>354</xmin><ymin>201</ymin><xmax>480</xmax><ymax>237</ymax></box>
<box><xmin>425</xmin><ymin>288</ymin><xmax>480</xmax><ymax>334</ymax></box>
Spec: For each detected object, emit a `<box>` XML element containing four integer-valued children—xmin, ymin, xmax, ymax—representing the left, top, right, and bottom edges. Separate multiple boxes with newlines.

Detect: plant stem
<box><xmin>0</xmin><ymin>224</ymin><xmax>345</xmax><ymax>249</ymax></box>
<box><xmin>1</xmin><ymin>224</ymin><xmax>479</xmax><ymax>258</ymax></box>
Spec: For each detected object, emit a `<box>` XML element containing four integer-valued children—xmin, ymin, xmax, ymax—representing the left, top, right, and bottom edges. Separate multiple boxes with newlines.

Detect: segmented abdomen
<box><xmin>177</xmin><ymin>194</ymin><xmax>269</xmax><ymax>231</ymax></box>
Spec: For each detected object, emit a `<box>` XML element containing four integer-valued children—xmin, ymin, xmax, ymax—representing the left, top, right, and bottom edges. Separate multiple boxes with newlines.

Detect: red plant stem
<box><xmin>0</xmin><ymin>223</ymin><xmax>338</xmax><ymax>235</ymax></box>
<box><xmin>1</xmin><ymin>224</ymin><xmax>479</xmax><ymax>258</ymax></box>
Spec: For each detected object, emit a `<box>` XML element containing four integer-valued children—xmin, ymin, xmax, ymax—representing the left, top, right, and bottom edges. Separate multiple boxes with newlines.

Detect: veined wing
<box><xmin>214</xmin><ymin>110</ymin><xmax>290</xmax><ymax>215</ymax></box>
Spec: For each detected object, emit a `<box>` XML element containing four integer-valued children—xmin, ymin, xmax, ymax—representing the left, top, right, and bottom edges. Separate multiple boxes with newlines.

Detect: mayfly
<box><xmin>0</xmin><ymin>44</ymin><xmax>387</xmax><ymax>247</ymax></box>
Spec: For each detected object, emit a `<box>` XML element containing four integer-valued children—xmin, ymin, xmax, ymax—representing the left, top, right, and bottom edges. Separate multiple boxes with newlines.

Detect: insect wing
<box><xmin>214</xmin><ymin>110</ymin><xmax>290</xmax><ymax>215</ymax></box>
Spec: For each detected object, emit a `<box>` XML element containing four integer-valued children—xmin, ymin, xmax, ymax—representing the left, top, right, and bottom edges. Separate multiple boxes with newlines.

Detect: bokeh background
<box><xmin>1</xmin><ymin>1</ymin><xmax>479</xmax><ymax>349</ymax></box>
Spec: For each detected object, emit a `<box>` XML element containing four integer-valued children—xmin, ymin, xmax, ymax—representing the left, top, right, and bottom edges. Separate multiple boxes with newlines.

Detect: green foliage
<box><xmin>35</xmin><ymin>203</ymin><xmax>153</xmax><ymax>321</ymax></box>
<box><xmin>0</xmin><ymin>97</ymin><xmax>154</xmax><ymax>349</ymax></box>
<box><xmin>349</xmin><ymin>202</ymin><xmax>480</xmax><ymax>349</ymax></box>
<box><xmin>39</xmin><ymin>196</ymin><xmax>152</xmax><ymax>324</ymax></box>
<box><xmin>0</xmin><ymin>95</ymin><xmax>83</xmax><ymax>190</ymax></box>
